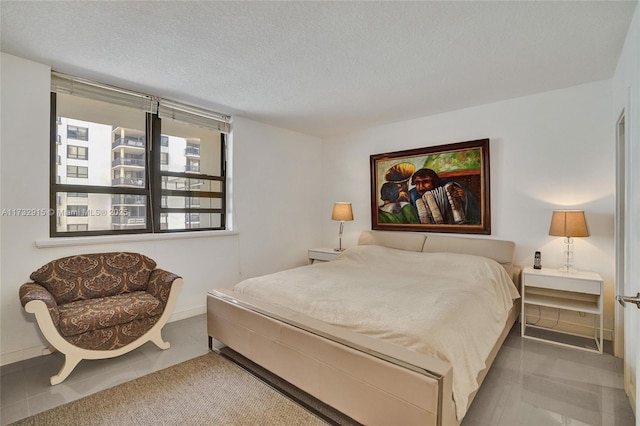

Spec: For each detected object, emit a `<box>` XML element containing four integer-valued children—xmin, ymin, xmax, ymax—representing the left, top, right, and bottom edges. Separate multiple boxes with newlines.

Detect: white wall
<box><xmin>0</xmin><ymin>53</ymin><xmax>323</xmax><ymax>365</ymax></box>
<box><xmin>321</xmin><ymin>80</ymin><xmax>617</xmax><ymax>339</ymax></box>
<box><xmin>232</xmin><ymin>116</ymin><xmax>325</xmax><ymax>280</ymax></box>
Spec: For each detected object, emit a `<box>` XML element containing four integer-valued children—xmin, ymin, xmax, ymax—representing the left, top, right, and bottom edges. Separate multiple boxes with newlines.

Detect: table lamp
<box><xmin>548</xmin><ymin>210</ymin><xmax>589</xmax><ymax>273</ymax></box>
<box><xmin>331</xmin><ymin>202</ymin><xmax>353</xmax><ymax>252</ymax></box>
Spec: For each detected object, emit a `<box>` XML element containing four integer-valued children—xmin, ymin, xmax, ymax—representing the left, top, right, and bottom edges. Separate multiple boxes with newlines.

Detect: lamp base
<box><xmin>559</xmin><ymin>237</ymin><xmax>578</xmax><ymax>273</ymax></box>
<box><xmin>559</xmin><ymin>265</ymin><xmax>578</xmax><ymax>274</ymax></box>
<box><xmin>335</xmin><ymin>232</ymin><xmax>344</xmax><ymax>252</ymax></box>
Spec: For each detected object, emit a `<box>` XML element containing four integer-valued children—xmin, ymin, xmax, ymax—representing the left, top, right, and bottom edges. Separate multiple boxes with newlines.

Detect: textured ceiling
<box><xmin>1</xmin><ymin>1</ymin><xmax>637</xmax><ymax>138</ymax></box>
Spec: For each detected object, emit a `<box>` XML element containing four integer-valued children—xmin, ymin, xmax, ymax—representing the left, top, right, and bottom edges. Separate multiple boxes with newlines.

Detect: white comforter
<box><xmin>233</xmin><ymin>244</ymin><xmax>520</xmax><ymax>420</ymax></box>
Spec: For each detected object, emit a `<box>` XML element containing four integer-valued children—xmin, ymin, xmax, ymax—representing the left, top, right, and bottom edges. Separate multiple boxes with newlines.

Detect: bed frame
<box><xmin>207</xmin><ymin>231</ymin><xmax>520</xmax><ymax>426</ymax></box>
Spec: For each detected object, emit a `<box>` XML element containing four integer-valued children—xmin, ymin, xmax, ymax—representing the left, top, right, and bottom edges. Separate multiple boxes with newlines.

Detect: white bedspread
<box><xmin>233</xmin><ymin>245</ymin><xmax>520</xmax><ymax>419</ymax></box>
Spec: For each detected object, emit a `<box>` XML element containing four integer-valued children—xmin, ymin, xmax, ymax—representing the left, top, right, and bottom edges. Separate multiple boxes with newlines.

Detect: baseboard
<box><xmin>168</xmin><ymin>305</ymin><xmax>206</xmax><ymax>323</ymax></box>
<box><xmin>1</xmin><ymin>344</ymin><xmax>53</xmax><ymax>367</ymax></box>
<box><xmin>2</xmin><ymin>305</ymin><xmax>207</xmax><ymax>367</ymax></box>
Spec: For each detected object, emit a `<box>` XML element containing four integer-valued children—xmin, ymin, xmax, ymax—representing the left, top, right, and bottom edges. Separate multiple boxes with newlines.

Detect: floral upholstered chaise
<box><xmin>19</xmin><ymin>252</ymin><xmax>183</xmax><ymax>385</ymax></box>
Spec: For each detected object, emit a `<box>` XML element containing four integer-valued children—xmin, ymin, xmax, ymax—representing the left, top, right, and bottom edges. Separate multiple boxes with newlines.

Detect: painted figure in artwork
<box><xmin>383</xmin><ymin>162</ymin><xmax>416</xmax><ymax>204</ymax></box>
<box><xmin>378</xmin><ymin>182</ymin><xmax>420</xmax><ymax>224</ymax></box>
<box><xmin>408</xmin><ymin>168</ymin><xmax>480</xmax><ymax>225</ymax></box>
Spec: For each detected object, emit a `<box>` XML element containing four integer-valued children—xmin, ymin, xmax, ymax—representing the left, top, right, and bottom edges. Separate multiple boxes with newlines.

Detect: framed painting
<box><xmin>370</xmin><ymin>138</ymin><xmax>490</xmax><ymax>234</ymax></box>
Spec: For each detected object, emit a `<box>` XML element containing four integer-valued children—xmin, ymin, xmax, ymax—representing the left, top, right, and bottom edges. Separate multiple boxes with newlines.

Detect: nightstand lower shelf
<box><xmin>522</xmin><ymin>323</ymin><xmax>603</xmax><ymax>353</ymax></box>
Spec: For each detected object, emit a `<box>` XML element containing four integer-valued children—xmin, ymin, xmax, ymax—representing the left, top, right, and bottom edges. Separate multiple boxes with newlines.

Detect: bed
<box><xmin>207</xmin><ymin>230</ymin><xmax>521</xmax><ymax>425</ymax></box>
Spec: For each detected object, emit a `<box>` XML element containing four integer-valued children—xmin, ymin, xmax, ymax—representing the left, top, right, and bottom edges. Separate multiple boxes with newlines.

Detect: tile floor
<box><xmin>1</xmin><ymin>315</ymin><xmax>209</xmax><ymax>425</ymax></box>
<box><xmin>1</xmin><ymin>315</ymin><xmax>636</xmax><ymax>426</ymax></box>
<box><xmin>463</xmin><ymin>328</ymin><xmax>636</xmax><ymax>426</ymax></box>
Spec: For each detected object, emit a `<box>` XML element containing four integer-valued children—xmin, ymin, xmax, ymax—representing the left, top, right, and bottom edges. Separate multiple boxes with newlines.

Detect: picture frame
<box><xmin>370</xmin><ymin>138</ymin><xmax>490</xmax><ymax>234</ymax></box>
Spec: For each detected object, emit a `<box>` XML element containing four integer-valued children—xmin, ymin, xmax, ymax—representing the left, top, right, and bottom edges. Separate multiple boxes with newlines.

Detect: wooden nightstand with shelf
<box><xmin>521</xmin><ymin>267</ymin><xmax>603</xmax><ymax>354</ymax></box>
<box><xmin>308</xmin><ymin>248</ymin><xmax>341</xmax><ymax>264</ymax></box>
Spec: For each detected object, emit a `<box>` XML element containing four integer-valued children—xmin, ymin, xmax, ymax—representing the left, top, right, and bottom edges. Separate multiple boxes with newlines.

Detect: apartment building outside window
<box><xmin>50</xmin><ymin>72</ymin><xmax>230</xmax><ymax>237</ymax></box>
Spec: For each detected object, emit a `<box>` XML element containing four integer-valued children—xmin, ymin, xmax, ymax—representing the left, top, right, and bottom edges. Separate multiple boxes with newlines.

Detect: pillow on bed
<box><xmin>422</xmin><ymin>235</ymin><xmax>515</xmax><ymax>277</ymax></box>
<box><xmin>357</xmin><ymin>230</ymin><xmax>426</xmax><ymax>252</ymax></box>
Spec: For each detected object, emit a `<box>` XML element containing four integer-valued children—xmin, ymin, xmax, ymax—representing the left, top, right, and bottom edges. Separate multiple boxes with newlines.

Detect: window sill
<box><xmin>35</xmin><ymin>230</ymin><xmax>239</xmax><ymax>248</ymax></box>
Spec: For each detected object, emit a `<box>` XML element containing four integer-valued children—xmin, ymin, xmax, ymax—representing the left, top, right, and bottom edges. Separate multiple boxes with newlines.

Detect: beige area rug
<box><xmin>10</xmin><ymin>351</ymin><xmax>342</xmax><ymax>426</ymax></box>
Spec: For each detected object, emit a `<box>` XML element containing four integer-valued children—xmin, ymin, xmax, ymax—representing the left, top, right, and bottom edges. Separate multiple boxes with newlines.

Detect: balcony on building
<box><xmin>112</xmin><ymin>127</ymin><xmax>145</xmax><ymax>151</ymax></box>
<box><xmin>112</xmin><ymin>157</ymin><xmax>145</xmax><ymax>168</ymax></box>
<box><xmin>112</xmin><ymin>177</ymin><xmax>145</xmax><ymax>187</ymax></box>
<box><xmin>185</xmin><ymin>144</ymin><xmax>201</xmax><ymax>157</ymax></box>
<box><xmin>111</xmin><ymin>195</ymin><xmax>146</xmax><ymax>205</ymax></box>
<box><xmin>111</xmin><ymin>216</ymin><xmax>146</xmax><ymax>226</ymax></box>
<box><xmin>186</xmin><ymin>213</ymin><xmax>200</xmax><ymax>227</ymax></box>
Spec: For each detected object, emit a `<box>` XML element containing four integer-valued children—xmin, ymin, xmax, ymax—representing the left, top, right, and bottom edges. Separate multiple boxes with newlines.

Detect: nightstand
<box><xmin>521</xmin><ymin>267</ymin><xmax>603</xmax><ymax>354</ymax></box>
<box><xmin>308</xmin><ymin>248</ymin><xmax>341</xmax><ymax>264</ymax></box>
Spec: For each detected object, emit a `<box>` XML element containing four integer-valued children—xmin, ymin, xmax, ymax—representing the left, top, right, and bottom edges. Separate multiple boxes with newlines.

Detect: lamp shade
<box><xmin>331</xmin><ymin>202</ymin><xmax>354</xmax><ymax>221</ymax></box>
<box><xmin>549</xmin><ymin>210</ymin><xmax>589</xmax><ymax>237</ymax></box>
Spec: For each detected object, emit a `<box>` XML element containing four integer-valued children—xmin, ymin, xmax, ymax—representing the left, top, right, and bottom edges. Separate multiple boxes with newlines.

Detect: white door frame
<box><xmin>614</xmin><ymin>110</ymin><xmax>625</xmax><ymax>359</ymax></box>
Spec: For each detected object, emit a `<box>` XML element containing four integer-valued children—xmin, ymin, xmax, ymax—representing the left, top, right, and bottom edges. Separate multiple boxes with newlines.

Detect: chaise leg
<box><xmin>50</xmin><ymin>354</ymin><xmax>81</xmax><ymax>385</ymax></box>
<box><xmin>149</xmin><ymin>329</ymin><xmax>170</xmax><ymax>350</ymax></box>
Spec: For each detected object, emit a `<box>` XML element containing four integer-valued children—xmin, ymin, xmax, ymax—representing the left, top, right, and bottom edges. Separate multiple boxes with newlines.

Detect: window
<box><xmin>186</xmin><ymin>142</ymin><xmax>200</xmax><ymax>156</ymax></box>
<box><xmin>50</xmin><ymin>72</ymin><xmax>230</xmax><ymax>237</ymax></box>
<box><xmin>186</xmin><ymin>158</ymin><xmax>199</xmax><ymax>172</ymax></box>
<box><xmin>155</xmin><ymin>102</ymin><xmax>226</xmax><ymax>231</ymax></box>
<box><xmin>66</xmin><ymin>205</ymin><xmax>89</xmax><ymax>217</ymax></box>
<box><xmin>67</xmin><ymin>145</ymin><xmax>88</xmax><ymax>160</ymax></box>
<box><xmin>67</xmin><ymin>125</ymin><xmax>88</xmax><ymax>141</ymax></box>
<box><xmin>67</xmin><ymin>165</ymin><xmax>88</xmax><ymax>178</ymax></box>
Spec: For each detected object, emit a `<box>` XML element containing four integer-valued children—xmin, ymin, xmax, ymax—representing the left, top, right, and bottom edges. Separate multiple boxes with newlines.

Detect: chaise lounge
<box><xmin>19</xmin><ymin>252</ymin><xmax>184</xmax><ymax>385</ymax></box>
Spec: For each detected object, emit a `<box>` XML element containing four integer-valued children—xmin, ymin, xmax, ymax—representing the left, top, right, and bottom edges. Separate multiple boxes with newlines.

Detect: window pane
<box><xmin>160</xmin><ymin>118</ymin><xmax>221</xmax><ymax>176</ymax></box>
<box><xmin>55</xmin><ymin>192</ymin><xmax>147</xmax><ymax>232</ymax></box>
<box><xmin>161</xmin><ymin>176</ymin><xmax>221</xmax><ymax>192</ymax></box>
<box><xmin>56</xmin><ymin>93</ymin><xmax>146</xmax><ymax>188</ymax></box>
<box><xmin>161</xmin><ymin>213</ymin><xmax>221</xmax><ymax>230</ymax></box>
<box><xmin>164</xmin><ymin>196</ymin><xmax>221</xmax><ymax>209</ymax></box>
